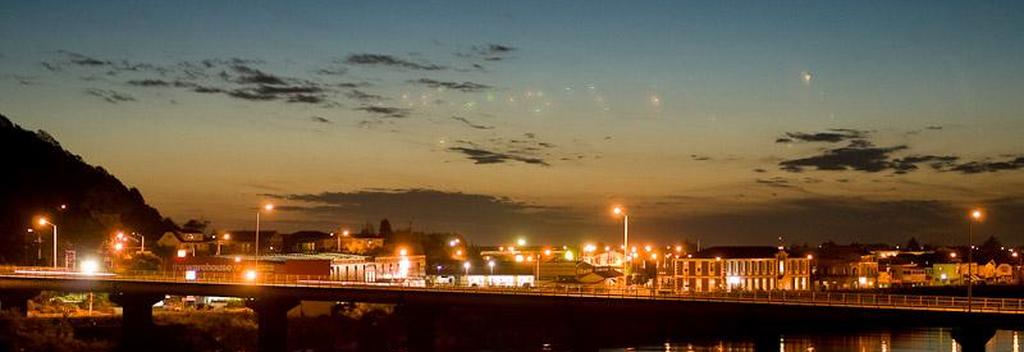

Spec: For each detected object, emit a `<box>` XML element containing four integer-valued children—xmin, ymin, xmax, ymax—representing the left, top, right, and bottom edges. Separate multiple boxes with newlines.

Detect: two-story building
<box><xmin>668</xmin><ymin>246</ymin><xmax>811</xmax><ymax>292</ymax></box>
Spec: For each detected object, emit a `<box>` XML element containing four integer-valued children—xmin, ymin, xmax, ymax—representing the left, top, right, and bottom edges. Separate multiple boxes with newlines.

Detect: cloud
<box><xmin>690</xmin><ymin>154</ymin><xmax>712</xmax><ymax>161</ymax></box>
<box><xmin>263</xmin><ymin>188</ymin><xmax>579</xmax><ymax>243</ymax></box>
<box><xmin>224</xmin><ymin>64</ymin><xmax>289</xmax><ymax>85</ymax></box>
<box><xmin>780</xmin><ymin>143</ymin><xmax>908</xmax><ymax>173</ymax></box>
<box><xmin>345</xmin><ymin>89</ymin><xmax>384</xmax><ymax>101</ymax></box>
<box><xmin>756</xmin><ymin>177</ymin><xmax>793</xmax><ymax>188</ymax></box>
<box><xmin>948</xmin><ymin>156</ymin><xmax>1024</xmax><ymax>174</ymax></box>
<box><xmin>448</xmin><ymin>144</ymin><xmax>549</xmax><ymax>166</ymax></box>
<box><xmin>451</xmin><ymin>116</ymin><xmax>493</xmax><ymax>130</ymax></box>
<box><xmin>344</xmin><ymin>54</ymin><xmax>445</xmax><ymax>71</ymax></box>
<box><xmin>776</xmin><ymin>128</ymin><xmax>869</xmax><ymax>143</ymax></box>
<box><xmin>408</xmin><ymin>78</ymin><xmax>491</xmax><ymax>92</ymax></box>
<box><xmin>457</xmin><ymin>43</ymin><xmax>517</xmax><ymax>61</ymax></box>
<box><xmin>310</xmin><ymin>116</ymin><xmax>331</xmax><ymax>124</ymax></box>
<box><xmin>354</xmin><ymin>106</ymin><xmax>410</xmax><ymax>118</ymax></box>
<box><xmin>84</xmin><ymin>88</ymin><xmax>135</xmax><ymax>104</ymax></box>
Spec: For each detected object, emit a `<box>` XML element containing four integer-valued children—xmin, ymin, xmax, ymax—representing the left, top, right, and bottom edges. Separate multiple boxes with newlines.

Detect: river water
<box><xmin>592</xmin><ymin>328</ymin><xmax>1021</xmax><ymax>352</ymax></box>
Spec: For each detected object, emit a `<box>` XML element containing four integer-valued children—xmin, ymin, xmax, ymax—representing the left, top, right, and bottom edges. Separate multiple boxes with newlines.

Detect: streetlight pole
<box><xmin>613</xmin><ymin>207</ymin><xmax>629</xmax><ymax>286</ymax></box>
<box><xmin>255</xmin><ymin>203</ymin><xmax>274</xmax><ymax>259</ymax></box>
<box><xmin>968</xmin><ymin>209</ymin><xmax>983</xmax><ymax>312</ymax></box>
<box><xmin>38</xmin><ymin>218</ymin><xmax>57</xmax><ymax>268</ymax></box>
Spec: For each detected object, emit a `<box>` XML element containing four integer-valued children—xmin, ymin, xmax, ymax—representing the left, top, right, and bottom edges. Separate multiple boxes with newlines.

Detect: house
<box><xmin>668</xmin><ymin>246</ymin><xmax>811</xmax><ymax>292</ymax></box>
<box><xmin>219</xmin><ymin>230</ymin><xmax>280</xmax><ymax>255</ymax></box>
<box><xmin>282</xmin><ymin>231</ymin><xmax>333</xmax><ymax>253</ymax></box>
<box><xmin>156</xmin><ymin>230</ymin><xmax>212</xmax><ymax>257</ymax></box>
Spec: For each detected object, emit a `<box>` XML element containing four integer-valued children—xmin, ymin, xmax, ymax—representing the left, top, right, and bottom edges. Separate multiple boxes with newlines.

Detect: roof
<box><xmin>215</xmin><ymin>253</ymin><xmax>364</xmax><ymax>263</ymax></box>
<box><xmin>693</xmin><ymin>246</ymin><xmax>783</xmax><ymax>259</ymax></box>
<box><xmin>163</xmin><ymin>231</ymin><xmax>209</xmax><ymax>243</ymax></box>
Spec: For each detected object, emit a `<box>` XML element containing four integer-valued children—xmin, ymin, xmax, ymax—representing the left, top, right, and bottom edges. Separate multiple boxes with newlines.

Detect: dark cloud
<box><xmin>756</xmin><ymin>177</ymin><xmax>792</xmax><ymax>188</ymax></box>
<box><xmin>645</xmin><ymin>197</ymin><xmax>1024</xmax><ymax>246</ymax></box>
<box><xmin>263</xmin><ymin>188</ymin><xmax>579</xmax><ymax>243</ymax></box>
<box><xmin>776</xmin><ymin>129</ymin><xmax>869</xmax><ymax>143</ymax></box>
<box><xmin>409</xmin><ymin>78</ymin><xmax>491</xmax><ymax>92</ymax></box>
<box><xmin>780</xmin><ymin>143</ymin><xmax>908</xmax><ymax>173</ymax></box>
<box><xmin>690</xmin><ymin>154</ymin><xmax>712</xmax><ymax>161</ymax></box>
<box><xmin>345</xmin><ymin>89</ymin><xmax>384</xmax><ymax>101</ymax></box>
<box><xmin>83</xmin><ymin>88</ymin><xmax>135</xmax><ymax>104</ymax></box>
<box><xmin>355</xmin><ymin>106</ymin><xmax>410</xmax><ymax>118</ymax></box>
<box><xmin>310</xmin><ymin>116</ymin><xmax>331</xmax><ymax>124</ymax></box>
<box><xmin>344</xmin><ymin>54</ymin><xmax>445</xmax><ymax>71</ymax></box>
<box><xmin>224</xmin><ymin>64</ymin><xmax>288</xmax><ymax>85</ymax></box>
<box><xmin>457</xmin><ymin>43</ymin><xmax>517</xmax><ymax>62</ymax></box>
<box><xmin>948</xmin><ymin>156</ymin><xmax>1024</xmax><ymax>174</ymax></box>
<box><xmin>451</xmin><ymin>116</ymin><xmax>493</xmax><ymax>130</ymax></box>
<box><xmin>314</xmin><ymin>67</ymin><xmax>348</xmax><ymax>76</ymax></box>
<box><xmin>448</xmin><ymin>146</ymin><xmax>549</xmax><ymax>166</ymax></box>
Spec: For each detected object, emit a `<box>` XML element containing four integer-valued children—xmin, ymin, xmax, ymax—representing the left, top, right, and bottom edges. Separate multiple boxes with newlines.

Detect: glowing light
<box><xmin>583</xmin><ymin>244</ymin><xmax>596</xmax><ymax>253</ymax></box>
<box><xmin>223</xmin><ymin>233</ymin><xmax>231</xmax><ymax>240</ymax></box>
<box><xmin>234</xmin><ymin>256</ymin><xmax>242</xmax><ymax>263</ymax></box>
<box><xmin>950</xmin><ymin>252</ymin><xmax>958</xmax><ymax>258</ymax></box>
<box><xmin>858</xmin><ymin>276</ymin><xmax>868</xmax><ymax>285</ymax></box>
<box><xmin>517</xmin><ymin>238</ymin><xmax>526</xmax><ymax>246</ymax></box>
<box><xmin>398</xmin><ymin>248</ymin><xmax>409</xmax><ymax>256</ymax></box>
<box><xmin>970</xmin><ymin>209</ymin><xmax>984</xmax><ymax>221</ymax></box>
<box><xmin>263</xmin><ymin>203</ymin><xmax>275</xmax><ymax>211</ymax></box>
<box><xmin>80</xmin><ymin>259</ymin><xmax>100</xmax><ymax>275</ymax></box>
<box><xmin>455</xmin><ymin>249</ymin><xmax>463</xmax><ymax>256</ymax></box>
<box><xmin>463</xmin><ymin>262</ymin><xmax>471</xmax><ymax>269</ymax></box>
<box><xmin>113</xmin><ymin>242</ymin><xmax>124</xmax><ymax>251</ymax></box>
<box><xmin>342</xmin><ymin>230</ymin><xmax>350</xmax><ymax>237</ymax></box>
<box><xmin>800</xmin><ymin>71</ymin><xmax>813</xmax><ymax>85</ymax></box>
<box><xmin>176</xmin><ymin>249</ymin><xmax>187</xmax><ymax>258</ymax></box>
<box><xmin>515</xmin><ymin>254</ymin><xmax>525</xmax><ymax>263</ymax></box>
<box><xmin>675</xmin><ymin>245</ymin><xmax>683</xmax><ymax>253</ymax></box>
<box><xmin>544</xmin><ymin>249</ymin><xmax>552</xmax><ymax>256</ymax></box>
<box><xmin>244</xmin><ymin>269</ymin><xmax>258</xmax><ymax>281</ymax></box>
<box><xmin>650</xmin><ymin>253</ymin><xmax>657</xmax><ymax>260</ymax></box>
<box><xmin>488</xmin><ymin>261</ymin><xmax>495</xmax><ymax>268</ymax></box>
<box><xmin>644</xmin><ymin>245</ymin><xmax>652</xmax><ymax>252</ymax></box>
<box><xmin>564</xmin><ymin>250</ymin><xmax>575</xmax><ymax>261</ymax></box>
<box><xmin>940</xmin><ymin>273</ymin><xmax>948</xmax><ymax>280</ymax></box>
<box><xmin>185</xmin><ymin>270</ymin><xmax>197</xmax><ymax>281</ymax></box>
<box><xmin>715</xmin><ymin>256</ymin><xmax>722</xmax><ymax>261</ymax></box>
<box><xmin>727</xmin><ymin>276</ymin><xmax>741</xmax><ymax>285</ymax></box>
<box><xmin>37</xmin><ymin>217</ymin><xmax>48</xmax><ymax>226</ymax></box>
<box><xmin>612</xmin><ymin>207</ymin><xmax>624</xmax><ymax>216</ymax></box>
<box><xmin>649</xmin><ymin>95</ymin><xmax>661</xmax><ymax>107</ymax></box>
<box><xmin>806</xmin><ymin>254</ymin><xmax>814</xmax><ymax>260</ymax></box>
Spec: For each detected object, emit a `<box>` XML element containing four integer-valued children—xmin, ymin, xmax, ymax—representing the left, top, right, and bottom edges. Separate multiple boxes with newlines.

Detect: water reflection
<box><xmin>595</xmin><ymin>329</ymin><xmax>1021</xmax><ymax>352</ymax></box>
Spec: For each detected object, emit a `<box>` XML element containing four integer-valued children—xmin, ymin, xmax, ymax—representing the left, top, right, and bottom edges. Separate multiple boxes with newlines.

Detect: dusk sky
<box><xmin>2</xmin><ymin>1</ymin><xmax>1023</xmax><ymax>246</ymax></box>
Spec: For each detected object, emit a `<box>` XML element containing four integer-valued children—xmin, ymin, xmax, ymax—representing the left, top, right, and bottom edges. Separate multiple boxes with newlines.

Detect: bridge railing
<box><xmin>3</xmin><ymin>267</ymin><xmax>1024</xmax><ymax>314</ymax></box>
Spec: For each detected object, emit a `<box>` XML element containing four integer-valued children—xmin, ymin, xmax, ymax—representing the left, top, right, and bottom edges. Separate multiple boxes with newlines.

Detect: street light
<box><xmin>967</xmin><ymin>208</ymin><xmax>984</xmax><ymax>312</ymax></box>
<box><xmin>488</xmin><ymin>260</ymin><xmax>495</xmax><ymax>286</ymax></box>
<box><xmin>37</xmin><ymin>217</ymin><xmax>58</xmax><ymax>268</ymax></box>
<box><xmin>463</xmin><ymin>261</ymin><xmax>471</xmax><ymax>285</ymax></box>
<box><xmin>255</xmin><ymin>203</ymin><xmax>274</xmax><ymax>258</ymax></box>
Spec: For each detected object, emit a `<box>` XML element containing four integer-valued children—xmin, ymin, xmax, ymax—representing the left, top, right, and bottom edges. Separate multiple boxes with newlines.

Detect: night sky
<box><xmin>2</xmin><ymin>1</ymin><xmax>1023</xmax><ymax>246</ymax></box>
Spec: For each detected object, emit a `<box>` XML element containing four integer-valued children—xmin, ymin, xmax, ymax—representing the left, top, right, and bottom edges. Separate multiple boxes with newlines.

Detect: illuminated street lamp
<box><xmin>612</xmin><ymin>207</ymin><xmax>628</xmax><ymax>254</ymax></box>
<box><xmin>36</xmin><ymin>217</ymin><xmax>58</xmax><ymax>268</ymax></box>
<box><xmin>463</xmin><ymin>261</ymin><xmax>471</xmax><ymax>280</ymax></box>
<box><xmin>255</xmin><ymin>203</ymin><xmax>274</xmax><ymax>258</ymax></box>
<box><xmin>967</xmin><ymin>208</ymin><xmax>984</xmax><ymax>312</ymax></box>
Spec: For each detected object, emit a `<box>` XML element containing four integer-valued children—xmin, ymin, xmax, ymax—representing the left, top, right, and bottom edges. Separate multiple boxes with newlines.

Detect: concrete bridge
<box><xmin>1</xmin><ymin>269</ymin><xmax>1021</xmax><ymax>351</ymax></box>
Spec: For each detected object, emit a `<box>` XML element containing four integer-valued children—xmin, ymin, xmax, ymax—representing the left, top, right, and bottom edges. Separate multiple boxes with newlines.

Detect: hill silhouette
<box><xmin>0</xmin><ymin>114</ymin><xmax>176</xmax><ymax>265</ymax></box>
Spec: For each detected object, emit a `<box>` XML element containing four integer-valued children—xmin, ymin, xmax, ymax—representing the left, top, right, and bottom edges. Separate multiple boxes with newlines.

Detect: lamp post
<box><xmin>255</xmin><ymin>203</ymin><xmax>274</xmax><ymax>258</ymax></box>
<box><xmin>967</xmin><ymin>209</ymin><xmax>983</xmax><ymax>312</ymax></box>
<box><xmin>37</xmin><ymin>218</ymin><xmax>57</xmax><ymax>268</ymax></box>
<box><xmin>613</xmin><ymin>207</ymin><xmax>629</xmax><ymax>286</ymax></box>
<box><xmin>463</xmin><ymin>261</ymin><xmax>471</xmax><ymax>286</ymax></box>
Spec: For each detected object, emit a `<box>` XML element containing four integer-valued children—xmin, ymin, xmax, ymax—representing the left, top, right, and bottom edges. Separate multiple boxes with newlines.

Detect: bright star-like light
<box><xmin>801</xmin><ymin>71</ymin><xmax>813</xmax><ymax>85</ymax></box>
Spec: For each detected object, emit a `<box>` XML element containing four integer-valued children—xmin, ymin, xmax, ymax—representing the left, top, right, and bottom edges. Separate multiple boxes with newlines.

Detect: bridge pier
<box><xmin>246</xmin><ymin>295</ymin><xmax>299</xmax><ymax>352</ymax></box>
<box><xmin>951</xmin><ymin>325</ymin><xmax>996</xmax><ymax>352</ymax></box>
<box><xmin>109</xmin><ymin>292</ymin><xmax>164</xmax><ymax>350</ymax></box>
<box><xmin>395</xmin><ymin>304</ymin><xmax>442</xmax><ymax>352</ymax></box>
<box><xmin>0</xmin><ymin>290</ymin><xmax>38</xmax><ymax>316</ymax></box>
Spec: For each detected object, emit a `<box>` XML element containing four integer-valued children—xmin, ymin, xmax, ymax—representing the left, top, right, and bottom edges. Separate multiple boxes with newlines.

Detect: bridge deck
<box><xmin>1</xmin><ymin>268</ymin><xmax>1022</xmax><ymax>315</ymax></box>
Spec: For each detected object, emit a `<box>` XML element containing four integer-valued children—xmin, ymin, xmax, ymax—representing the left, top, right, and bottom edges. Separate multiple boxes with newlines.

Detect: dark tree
<box><xmin>379</xmin><ymin>219</ymin><xmax>393</xmax><ymax>239</ymax></box>
<box><xmin>905</xmin><ymin>237</ymin><xmax>922</xmax><ymax>251</ymax></box>
<box><xmin>181</xmin><ymin>219</ymin><xmax>210</xmax><ymax>233</ymax></box>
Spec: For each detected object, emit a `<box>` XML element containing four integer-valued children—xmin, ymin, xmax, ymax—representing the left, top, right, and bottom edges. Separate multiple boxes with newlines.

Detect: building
<box><xmin>668</xmin><ymin>246</ymin><xmax>811</xmax><ymax>292</ymax></box>
<box><xmin>328</xmin><ymin>253</ymin><xmax>426</xmax><ymax>284</ymax></box>
<box><xmin>156</xmin><ymin>230</ymin><xmax>213</xmax><ymax>257</ymax></box>
<box><xmin>814</xmin><ymin>253</ymin><xmax>880</xmax><ymax>290</ymax></box>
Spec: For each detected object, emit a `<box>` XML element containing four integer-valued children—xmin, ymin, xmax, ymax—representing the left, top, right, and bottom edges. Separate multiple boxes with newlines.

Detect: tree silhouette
<box><xmin>904</xmin><ymin>237</ymin><xmax>922</xmax><ymax>251</ymax></box>
<box><xmin>379</xmin><ymin>219</ymin><xmax>393</xmax><ymax>239</ymax></box>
